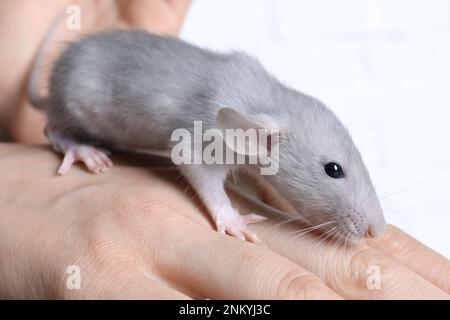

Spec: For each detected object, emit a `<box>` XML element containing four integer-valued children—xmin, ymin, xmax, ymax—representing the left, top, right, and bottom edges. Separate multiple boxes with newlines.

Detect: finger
<box><xmin>366</xmin><ymin>225</ymin><xmax>450</xmax><ymax>293</ymax></box>
<box><xmin>142</xmin><ymin>214</ymin><xmax>342</xmax><ymax>300</ymax></box>
<box><xmin>73</xmin><ymin>270</ymin><xmax>191</xmax><ymax>300</ymax></box>
<box><xmin>166</xmin><ymin>0</ymin><xmax>192</xmax><ymax>17</ymax></box>
<box><xmin>250</xmin><ymin>218</ymin><xmax>449</xmax><ymax>299</ymax></box>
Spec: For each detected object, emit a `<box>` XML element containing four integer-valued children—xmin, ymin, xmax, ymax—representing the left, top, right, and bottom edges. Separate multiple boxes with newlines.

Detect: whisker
<box><xmin>290</xmin><ymin>220</ymin><xmax>337</xmax><ymax>239</ymax></box>
<box><xmin>314</xmin><ymin>226</ymin><xmax>338</xmax><ymax>249</ymax></box>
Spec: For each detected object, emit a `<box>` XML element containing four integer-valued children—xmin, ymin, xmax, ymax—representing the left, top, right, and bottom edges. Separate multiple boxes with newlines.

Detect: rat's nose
<box><xmin>365</xmin><ymin>226</ymin><xmax>377</xmax><ymax>238</ymax></box>
<box><xmin>365</xmin><ymin>221</ymin><xmax>386</xmax><ymax>238</ymax></box>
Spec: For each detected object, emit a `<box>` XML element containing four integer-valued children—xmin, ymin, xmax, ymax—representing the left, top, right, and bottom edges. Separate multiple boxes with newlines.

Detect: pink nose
<box><xmin>365</xmin><ymin>226</ymin><xmax>376</xmax><ymax>238</ymax></box>
<box><xmin>365</xmin><ymin>223</ymin><xmax>385</xmax><ymax>238</ymax></box>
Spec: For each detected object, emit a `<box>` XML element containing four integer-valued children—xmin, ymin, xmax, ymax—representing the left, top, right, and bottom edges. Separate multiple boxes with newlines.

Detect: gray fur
<box><xmin>31</xmin><ymin>29</ymin><xmax>386</xmax><ymax>239</ymax></box>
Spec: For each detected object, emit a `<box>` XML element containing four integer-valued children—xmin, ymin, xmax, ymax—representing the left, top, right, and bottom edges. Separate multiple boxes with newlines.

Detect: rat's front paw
<box><xmin>215</xmin><ymin>211</ymin><xmax>267</xmax><ymax>244</ymax></box>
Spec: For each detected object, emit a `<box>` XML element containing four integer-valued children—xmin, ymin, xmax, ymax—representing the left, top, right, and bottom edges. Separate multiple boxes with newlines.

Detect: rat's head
<box><xmin>274</xmin><ymin>97</ymin><xmax>386</xmax><ymax>240</ymax></box>
<box><xmin>216</xmin><ymin>98</ymin><xmax>386</xmax><ymax>240</ymax></box>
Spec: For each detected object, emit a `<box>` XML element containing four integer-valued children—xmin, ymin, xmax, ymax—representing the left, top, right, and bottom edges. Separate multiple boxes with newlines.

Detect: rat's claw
<box><xmin>241</xmin><ymin>228</ymin><xmax>264</xmax><ymax>244</ymax></box>
<box><xmin>96</xmin><ymin>150</ymin><xmax>113</xmax><ymax>167</ymax></box>
<box><xmin>227</xmin><ymin>228</ymin><xmax>246</xmax><ymax>241</ymax></box>
<box><xmin>57</xmin><ymin>152</ymin><xmax>76</xmax><ymax>176</ymax></box>
<box><xmin>229</xmin><ymin>226</ymin><xmax>263</xmax><ymax>244</ymax></box>
<box><xmin>217</xmin><ymin>224</ymin><xmax>226</xmax><ymax>235</ymax></box>
<box><xmin>242</xmin><ymin>213</ymin><xmax>267</xmax><ymax>225</ymax></box>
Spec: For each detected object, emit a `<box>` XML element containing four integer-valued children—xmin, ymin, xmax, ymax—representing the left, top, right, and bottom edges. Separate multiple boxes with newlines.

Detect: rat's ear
<box><xmin>215</xmin><ymin>106</ymin><xmax>280</xmax><ymax>156</ymax></box>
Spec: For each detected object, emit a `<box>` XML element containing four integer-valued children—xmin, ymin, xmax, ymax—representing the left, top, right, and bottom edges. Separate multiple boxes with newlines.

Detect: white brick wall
<box><xmin>181</xmin><ymin>0</ymin><xmax>450</xmax><ymax>258</ymax></box>
<box><xmin>272</xmin><ymin>0</ymin><xmax>450</xmax><ymax>38</ymax></box>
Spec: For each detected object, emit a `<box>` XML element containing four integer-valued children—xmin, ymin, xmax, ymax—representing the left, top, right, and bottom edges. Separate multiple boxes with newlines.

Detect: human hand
<box><xmin>0</xmin><ymin>0</ymin><xmax>191</xmax><ymax>143</ymax></box>
<box><xmin>0</xmin><ymin>143</ymin><xmax>448</xmax><ymax>299</ymax></box>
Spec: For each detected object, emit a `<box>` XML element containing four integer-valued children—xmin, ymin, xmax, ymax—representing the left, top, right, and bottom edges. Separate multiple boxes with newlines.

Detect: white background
<box><xmin>181</xmin><ymin>0</ymin><xmax>450</xmax><ymax>258</ymax></box>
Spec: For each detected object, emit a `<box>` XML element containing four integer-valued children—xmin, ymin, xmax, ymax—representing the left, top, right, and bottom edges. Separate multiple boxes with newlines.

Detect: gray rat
<box><xmin>28</xmin><ymin>29</ymin><xmax>386</xmax><ymax>243</ymax></box>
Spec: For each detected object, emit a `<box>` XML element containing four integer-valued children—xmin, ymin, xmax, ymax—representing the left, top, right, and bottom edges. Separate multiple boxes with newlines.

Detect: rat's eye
<box><xmin>324</xmin><ymin>162</ymin><xmax>345</xmax><ymax>179</ymax></box>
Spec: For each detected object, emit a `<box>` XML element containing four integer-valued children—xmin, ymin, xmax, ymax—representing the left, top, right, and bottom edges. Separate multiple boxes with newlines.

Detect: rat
<box><xmin>28</xmin><ymin>28</ymin><xmax>386</xmax><ymax>243</ymax></box>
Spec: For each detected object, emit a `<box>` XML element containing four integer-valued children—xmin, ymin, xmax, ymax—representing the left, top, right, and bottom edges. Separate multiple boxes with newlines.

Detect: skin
<box><xmin>0</xmin><ymin>0</ymin><xmax>449</xmax><ymax>299</ymax></box>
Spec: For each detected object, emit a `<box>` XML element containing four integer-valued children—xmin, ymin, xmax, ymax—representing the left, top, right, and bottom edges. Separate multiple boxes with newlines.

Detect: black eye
<box><xmin>324</xmin><ymin>162</ymin><xmax>345</xmax><ymax>179</ymax></box>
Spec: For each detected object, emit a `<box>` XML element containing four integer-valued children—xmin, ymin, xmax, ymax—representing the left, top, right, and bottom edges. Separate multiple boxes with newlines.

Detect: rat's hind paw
<box><xmin>58</xmin><ymin>145</ymin><xmax>113</xmax><ymax>175</ymax></box>
<box><xmin>45</xmin><ymin>124</ymin><xmax>113</xmax><ymax>175</ymax></box>
<box><xmin>216</xmin><ymin>213</ymin><xmax>267</xmax><ymax>244</ymax></box>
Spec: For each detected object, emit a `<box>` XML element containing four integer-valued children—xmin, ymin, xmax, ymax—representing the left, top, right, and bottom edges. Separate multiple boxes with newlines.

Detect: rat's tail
<box><xmin>27</xmin><ymin>9</ymin><xmax>66</xmax><ymax>110</ymax></box>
